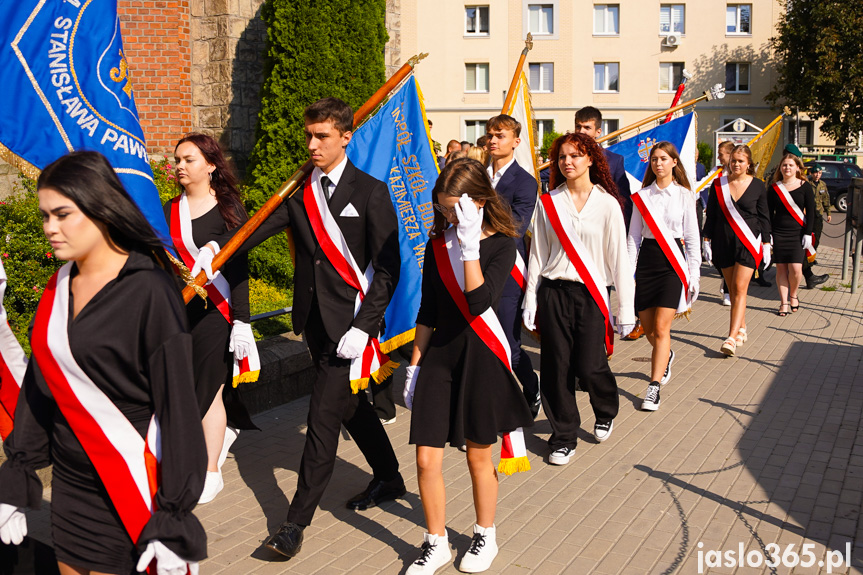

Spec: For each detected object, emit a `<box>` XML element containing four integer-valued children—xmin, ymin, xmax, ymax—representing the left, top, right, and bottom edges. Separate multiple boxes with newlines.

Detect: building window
<box><xmin>534</xmin><ymin>120</ymin><xmax>555</xmax><ymax>148</ymax></box>
<box><xmin>725</xmin><ymin>62</ymin><xmax>750</xmax><ymax>93</ymax></box>
<box><xmin>465</xmin><ymin>6</ymin><xmax>490</xmax><ymax>36</ymax></box>
<box><xmin>528</xmin><ymin>4</ymin><xmax>554</xmax><ymax>35</ymax></box>
<box><xmin>601</xmin><ymin>119</ymin><xmax>620</xmax><ymax>137</ymax></box>
<box><xmin>659</xmin><ymin>4</ymin><xmax>685</xmax><ymax>35</ymax></box>
<box><xmin>529</xmin><ymin>63</ymin><xmax>554</xmax><ymax>93</ymax></box>
<box><xmin>594</xmin><ymin>62</ymin><xmax>619</xmax><ymax>93</ymax></box>
<box><xmin>465</xmin><ymin>63</ymin><xmax>489</xmax><ymax>93</ymax></box>
<box><xmin>465</xmin><ymin>120</ymin><xmax>487</xmax><ymax>144</ymax></box>
<box><xmin>726</xmin><ymin>4</ymin><xmax>751</xmax><ymax>34</ymax></box>
<box><xmin>594</xmin><ymin>4</ymin><xmax>619</xmax><ymax>35</ymax></box>
<box><xmin>659</xmin><ymin>62</ymin><xmax>684</xmax><ymax>92</ymax></box>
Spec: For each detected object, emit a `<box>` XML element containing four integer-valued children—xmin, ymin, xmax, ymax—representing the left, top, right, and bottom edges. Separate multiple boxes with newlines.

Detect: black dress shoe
<box><xmin>264</xmin><ymin>522</ymin><xmax>304</xmax><ymax>558</ymax></box>
<box><xmin>806</xmin><ymin>273</ymin><xmax>829</xmax><ymax>289</ymax></box>
<box><xmin>753</xmin><ymin>276</ymin><xmax>772</xmax><ymax>287</ymax></box>
<box><xmin>346</xmin><ymin>475</ymin><xmax>406</xmax><ymax>510</ymax></box>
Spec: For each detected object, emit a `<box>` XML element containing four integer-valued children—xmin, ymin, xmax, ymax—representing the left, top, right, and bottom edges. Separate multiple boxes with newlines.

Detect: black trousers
<box><xmin>813</xmin><ymin>216</ymin><xmax>824</xmax><ymax>249</ymax></box>
<box><xmin>537</xmin><ymin>279</ymin><xmax>619</xmax><ymax>451</ymax></box>
<box><xmin>497</xmin><ymin>292</ymin><xmax>540</xmax><ymax>401</ymax></box>
<box><xmin>287</xmin><ymin>307</ymin><xmax>400</xmax><ymax>526</ymax></box>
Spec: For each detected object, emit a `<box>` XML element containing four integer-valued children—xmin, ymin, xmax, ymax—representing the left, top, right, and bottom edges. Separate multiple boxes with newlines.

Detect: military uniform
<box><xmin>810</xmin><ymin>177</ymin><xmax>830</xmax><ymax>248</ymax></box>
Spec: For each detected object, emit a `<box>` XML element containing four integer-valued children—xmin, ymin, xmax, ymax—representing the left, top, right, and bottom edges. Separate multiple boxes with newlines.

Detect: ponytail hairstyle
<box><xmin>174</xmin><ymin>133</ymin><xmax>247</xmax><ymax>230</ymax></box>
<box><xmin>37</xmin><ymin>151</ymin><xmax>173</xmax><ymax>270</ymax></box>
<box><xmin>548</xmin><ymin>132</ymin><xmax>622</xmax><ymax>208</ymax></box>
<box><xmin>641</xmin><ymin>141</ymin><xmax>692</xmax><ymax>190</ymax></box>
<box><xmin>430</xmin><ymin>158</ymin><xmax>518</xmax><ymax>238</ymax></box>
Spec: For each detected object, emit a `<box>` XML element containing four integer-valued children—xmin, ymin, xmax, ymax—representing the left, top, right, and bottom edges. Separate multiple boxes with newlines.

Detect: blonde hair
<box><xmin>770</xmin><ymin>153</ymin><xmax>804</xmax><ymax>184</ymax></box>
<box><xmin>467</xmin><ymin>146</ymin><xmax>488</xmax><ymax>165</ymax></box>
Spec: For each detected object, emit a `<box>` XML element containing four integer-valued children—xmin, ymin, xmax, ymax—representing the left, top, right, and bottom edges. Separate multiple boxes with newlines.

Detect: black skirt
<box><xmin>772</xmin><ymin>228</ymin><xmax>805</xmax><ymax>264</ymax></box>
<box><xmin>635</xmin><ymin>238</ymin><xmax>685</xmax><ymax>312</ymax></box>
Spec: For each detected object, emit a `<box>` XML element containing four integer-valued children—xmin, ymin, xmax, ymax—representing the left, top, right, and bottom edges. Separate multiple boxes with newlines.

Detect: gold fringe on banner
<box><xmin>0</xmin><ymin>143</ymin><xmax>41</xmax><ymax>181</ymax></box>
<box><xmin>166</xmin><ymin>252</ymin><xmax>208</xmax><ymax>304</ymax></box>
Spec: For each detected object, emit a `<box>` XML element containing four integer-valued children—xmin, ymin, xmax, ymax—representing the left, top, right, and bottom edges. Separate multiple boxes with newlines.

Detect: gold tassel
<box><xmin>232</xmin><ymin>369</ymin><xmax>260</xmax><ymax>388</ymax></box>
<box><xmin>166</xmin><ymin>252</ymin><xmax>208</xmax><ymax>305</ymax></box>
<box><xmin>498</xmin><ymin>456</ymin><xmax>531</xmax><ymax>476</ymax></box>
<box><xmin>350</xmin><ymin>359</ymin><xmax>400</xmax><ymax>394</ymax></box>
<box><xmin>673</xmin><ymin>307</ymin><xmax>693</xmax><ymax>321</ymax></box>
<box><xmin>379</xmin><ymin>329</ymin><xmax>415</xmax><ymax>355</ymax></box>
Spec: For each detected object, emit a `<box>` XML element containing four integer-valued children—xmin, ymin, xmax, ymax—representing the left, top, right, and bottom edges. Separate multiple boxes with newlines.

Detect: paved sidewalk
<box><xmin>27</xmin><ymin>247</ymin><xmax>863</xmax><ymax>574</ymax></box>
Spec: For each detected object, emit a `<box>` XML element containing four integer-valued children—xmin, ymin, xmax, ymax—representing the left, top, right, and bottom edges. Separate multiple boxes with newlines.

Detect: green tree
<box><xmin>697</xmin><ymin>141</ymin><xmax>713</xmax><ymax>169</ymax></box>
<box><xmin>767</xmin><ymin>1</ymin><xmax>863</xmax><ymax>145</ymax></box>
<box><xmin>245</xmin><ymin>0</ymin><xmax>388</xmax><ymax>288</ymax></box>
<box><xmin>540</xmin><ymin>130</ymin><xmax>563</xmax><ymax>159</ymax></box>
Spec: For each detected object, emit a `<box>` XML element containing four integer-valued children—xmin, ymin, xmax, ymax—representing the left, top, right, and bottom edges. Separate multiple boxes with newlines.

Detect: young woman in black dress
<box><xmin>627</xmin><ymin>142</ymin><xmax>701</xmax><ymax>411</ymax></box>
<box><xmin>768</xmin><ymin>153</ymin><xmax>815</xmax><ymax>316</ymax></box>
<box><xmin>0</xmin><ymin>152</ymin><xmax>206</xmax><ymax>574</ymax></box>
<box><xmin>165</xmin><ymin>133</ymin><xmax>257</xmax><ymax>504</ymax></box>
<box><xmin>403</xmin><ymin>158</ymin><xmax>533</xmax><ymax>574</ymax></box>
<box><xmin>703</xmin><ymin>145</ymin><xmax>771</xmax><ymax>356</ymax></box>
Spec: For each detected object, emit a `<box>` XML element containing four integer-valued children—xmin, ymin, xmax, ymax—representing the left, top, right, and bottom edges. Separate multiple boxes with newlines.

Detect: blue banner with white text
<box><xmin>347</xmin><ymin>76</ymin><xmax>437</xmax><ymax>352</ymax></box>
<box><xmin>0</xmin><ymin>0</ymin><xmax>170</xmax><ymax>242</ymax></box>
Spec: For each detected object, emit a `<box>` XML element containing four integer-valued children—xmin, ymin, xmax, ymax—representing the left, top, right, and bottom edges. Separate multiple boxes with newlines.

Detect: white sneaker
<box><xmin>722</xmin><ymin>293</ymin><xmax>731</xmax><ymax>306</ymax></box>
<box><xmin>217</xmin><ymin>426</ymin><xmax>240</xmax><ymax>470</ymax></box>
<box><xmin>642</xmin><ymin>382</ymin><xmax>661</xmax><ymax>411</ymax></box>
<box><xmin>594</xmin><ymin>420</ymin><xmax>614</xmax><ymax>442</ymax></box>
<box><xmin>548</xmin><ymin>446</ymin><xmax>574</xmax><ymax>465</ymax></box>
<box><xmin>407</xmin><ymin>532</ymin><xmax>452</xmax><ymax>574</ymax></box>
<box><xmin>198</xmin><ymin>471</ymin><xmax>224</xmax><ymax>504</ymax></box>
<box><xmin>459</xmin><ymin>524</ymin><xmax>498</xmax><ymax>573</ymax></box>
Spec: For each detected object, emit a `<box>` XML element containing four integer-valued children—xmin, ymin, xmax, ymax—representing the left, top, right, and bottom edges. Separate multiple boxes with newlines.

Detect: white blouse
<box><xmin>524</xmin><ymin>184</ymin><xmax>636</xmax><ymax>325</ymax></box>
<box><xmin>627</xmin><ymin>181</ymin><xmax>701</xmax><ymax>281</ymax></box>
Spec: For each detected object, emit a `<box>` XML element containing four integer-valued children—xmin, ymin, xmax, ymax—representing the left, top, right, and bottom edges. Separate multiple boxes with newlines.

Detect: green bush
<box><xmin>1</xmin><ymin>181</ymin><xmax>63</xmax><ymax>353</ymax></box>
<box><xmin>540</xmin><ymin>131</ymin><xmax>563</xmax><ymax>159</ymax></box>
<box><xmin>697</xmin><ymin>141</ymin><xmax>713</xmax><ymax>170</ymax></box>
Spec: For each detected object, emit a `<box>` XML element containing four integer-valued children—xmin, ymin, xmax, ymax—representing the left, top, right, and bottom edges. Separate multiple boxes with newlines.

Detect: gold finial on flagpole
<box><xmin>525</xmin><ymin>33</ymin><xmax>533</xmax><ymax>52</ymax></box>
<box><xmin>408</xmin><ymin>53</ymin><xmax>429</xmax><ymax>68</ymax></box>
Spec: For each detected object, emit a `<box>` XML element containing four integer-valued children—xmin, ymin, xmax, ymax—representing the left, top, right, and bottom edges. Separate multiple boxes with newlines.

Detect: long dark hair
<box><xmin>174</xmin><ymin>133</ymin><xmax>246</xmax><ymax>230</ymax></box>
<box><xmin>429</xmin><ymin>158</ymin><xmax>518</xmax><ymax>238</ymax></box>
<box><xmin>37</xmin><ymin>151</ymin><xmax>172</xmax><ymax>270</ymax></box>
<box><xmin>549</xmin><ymin>132</ymin><xmax>622</xmax><ymax>208</ymax></box>
<box><xmin>641</xmin><ymin>141</ymin><xmax>692</xmax><ymax>190</ymax></box>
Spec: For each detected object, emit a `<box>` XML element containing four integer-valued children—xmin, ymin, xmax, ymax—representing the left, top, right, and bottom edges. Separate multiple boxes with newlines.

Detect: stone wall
<box><xmin>385</xmin><ymin>0</ymin><xmax>402</xmax><ymax>78</ymax></box>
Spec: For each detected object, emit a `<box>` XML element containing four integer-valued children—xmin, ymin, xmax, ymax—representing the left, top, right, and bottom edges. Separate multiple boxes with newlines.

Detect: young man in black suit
<box><xmin>193</xmin><ymin>97</ymin><xmax>405</xmax><ymax>559</ymax></box>
<box><xmin>485</xmin><ymin>114</ymin><xmax>541</xmax><ymax>417</ymax></box>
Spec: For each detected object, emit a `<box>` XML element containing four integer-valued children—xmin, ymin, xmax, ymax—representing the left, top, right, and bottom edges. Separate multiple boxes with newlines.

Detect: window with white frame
<box><xmin>659</xmin><ymin>4</ymin><xmax>685</xmax><ymax>35</ymax></box>
<box><xmin>659</xmin><ymin>62</ymin><xmax>684</xmax><ymax>92</ymax></box>
<box><xmin>601</xmin><ymin>119</ymin><xmax>620</xmax><ymax>138</ymax></box>
<box><xmin>528</xmin><ymin>4</ymin><xmax>554</xmax><ymax>35</ymax></box>
<box><xmin>465</xmin><ymin>63</ymin><xmax>489</xmax><ymax>93</ymax></box>
<box><xmin>594</xmin><ymin>4</ymin><xmax>619</xmax><ymax>35</ymax></box>
<box><xmin>725</xmin><ymin>62</ymin><xmax>750</xmax><ymax>93</ymax></box>
<box><xmin>465</xmin><ymin>120</ymin><xmax>487</xmax><ymax>144</ymax></box>
<box><xmin>726</xmin><ymin>4</ymin><xmax>751</xmax><ymax>34</ymax></box>
<box><xmin>529</xmin><ymin>63</ymin><xmax>554</xmax><ymax>92</ymax></box>
<box><xmin>534</xmin><ymin>120</ymin><xmax>555</xmax><ymax>148</ymax></box>
<box><xmin>465</xmin><ymin>6</ymin><xmax>489</xmax><ymax>36</ymax></box>
<box><xmin>594</xmin><ymin>62</ymin><xmax>619</xmax><ymax>92</ymax></box>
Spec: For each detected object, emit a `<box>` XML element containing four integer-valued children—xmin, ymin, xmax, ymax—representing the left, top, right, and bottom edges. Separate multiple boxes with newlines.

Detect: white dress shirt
<box><xmin>313</xmin><ymin>155</ymin><xmax>348</xmax><ymax>200</ymax></box>
<box><xmin>487</xmin><ymin>157</ymin><xmax>516</xmax><ymax>189</ymax></box>
<box><xmin>627</xmin><ymin>182</ymin><xmax>702</xmax><ymax>281</ymax></box>
<box><xmin>524</xmin><ymin>183</ymin><xmax>636</xmax><ymax>325</ymax></box>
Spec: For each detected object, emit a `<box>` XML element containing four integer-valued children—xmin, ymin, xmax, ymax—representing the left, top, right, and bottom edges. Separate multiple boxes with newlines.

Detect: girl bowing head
<box><xmin>403</xmin><ymin>158</ymin><xmax>534</xmax><ymax>574</ymax></box>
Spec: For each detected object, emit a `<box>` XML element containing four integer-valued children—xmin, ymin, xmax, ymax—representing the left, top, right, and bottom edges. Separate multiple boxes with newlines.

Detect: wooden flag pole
<box><xmin>182</xmin><ymin>54</ymin><xmax>429</xmax><ymax>303</ymax></box>
<box><xmin>535</xmin><ymin>84</ymin><xmax>726</xmax><ymax>172</ymax></box>
<box><xmin>501</xmin><ymin>34</ymin><xmax>533</xmax><ymax>114</ymax></box>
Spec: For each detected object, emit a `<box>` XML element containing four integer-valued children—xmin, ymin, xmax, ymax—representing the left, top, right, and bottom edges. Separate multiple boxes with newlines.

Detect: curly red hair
<box><xmin>548</xmin><ymin>132</ymin><xmax>622</xmax><ymax>209</ymax></box>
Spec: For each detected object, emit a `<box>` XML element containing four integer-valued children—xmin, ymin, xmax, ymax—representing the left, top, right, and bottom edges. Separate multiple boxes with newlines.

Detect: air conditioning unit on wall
<box><xmin>664</xmin><ymin>33</ymin><xmax>681</xmax><ymax>47</ymax></box>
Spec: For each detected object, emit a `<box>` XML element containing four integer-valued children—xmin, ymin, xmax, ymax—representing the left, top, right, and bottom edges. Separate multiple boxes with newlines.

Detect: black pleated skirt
<box><xmin>635</xmin><ymin>238</ymin><xmax>685</xmax><ymax>312</ymax></box>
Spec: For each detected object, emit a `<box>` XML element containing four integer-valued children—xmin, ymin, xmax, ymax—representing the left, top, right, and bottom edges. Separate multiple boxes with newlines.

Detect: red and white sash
<box><xmin>540</xmin><ymin>188</ymin><xmax>615</xmax><ymax>356</ymax></box>
<box><xmin>31</xmin><ymin>264</ymin><xmax>161</xmax><ymax>546</ymax></box>
<box><xmin>714</xmin><ymin>177</ymin><xmax>763</xmax><ymax>267</ymax></box>
<box><xmin>0</xmin><ymin>262</ymin><xmax>26</xmax><ymax>439</ymax></box>
<box><xmin>432</xmin><ymin>228</ymin><xmax>529</xmax><ymax>475</ymax></box>
<box><xmin>169</xmin><ymin>194</ymin><xmax>260</xmax><ymax>386</ymax></box>
<box><xmin>773</xmin><ymin>182</ymin><xmax>816</xmax><ymax>262</ymax></box>
<box><xmin>510</xmin><ymin>251</ymin><xmax>527</xmax><ymax>293</ymax></box>
<box><xmin>631</xmin><ymin>188</ymin><xmax>691</xmax><ymax>314</ymax></box>
<box><xmin>302</xmin><ymin>176</ymin><xmax>397</xmax><ymax>393</ymax></box>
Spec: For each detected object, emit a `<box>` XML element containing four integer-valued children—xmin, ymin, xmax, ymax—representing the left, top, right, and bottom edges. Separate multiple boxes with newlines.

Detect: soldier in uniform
<box><xmin>808</xmin><ymin>166</ymin><xmax>831</xmax><ymax>257</ymax></box>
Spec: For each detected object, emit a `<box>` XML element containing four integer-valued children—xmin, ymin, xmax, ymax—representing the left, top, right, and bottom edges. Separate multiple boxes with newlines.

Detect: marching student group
<box><xmin>0</xmin><ymin>97</ymin><xmax>827</xmax><ymax>575</ymax></box>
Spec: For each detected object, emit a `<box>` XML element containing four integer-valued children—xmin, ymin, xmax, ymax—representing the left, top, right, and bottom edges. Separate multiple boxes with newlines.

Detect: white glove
<box><xmin>701</xmin><ymin>239</ymin><xmax>712</xmax><ymax>265</ymax></box>
<box><xmin>336</xmin><ymin>326</ymin><xmax>369</xmax><ymax>360</ymax></box>
<box><xmin>0</xmin><ymin>261</ymin><xmax>7</xmax><ymax>304</ymax></box>
<box><xmin>762</xmin><ymin>243</ymin><xmax>772</xmax><ymax>269</ymax></box>
<box><xmin>137</xmin><ymin>540</ymin><xmax>199</xmax><ymax>575</ymax></box>
<box><xmin>802</xmin><ymin>234</ymin><xmax>814</xmax><ymax>252</ymax></box>
<box><xmin>689</xmin><ymin>278</ymin><xmax>700</xmax><ymax>304</ymax></box>
<box><xmin>522</xmin><ymin>309</ymin><xmax>536</xmax><ymax>332</ymax></box>
<box><xmin>454</xmin><ymin>194</ymin><xmax>483</xmax><ymax>261</ymax></box>
<box><xmin>617</xmin><ymin>323</ymin><xmax>636</xmax><ymax>337</ymax></box>
<box><xmin>403</xmin><ymin>365</ymin><xmax>420</xmax><ymax>410</ymax></box>
<box><xmin>229</xmin><ymin>320</ymin><xmax>255</xmax><ymax>360</ymax></box>
<box><xmin>0</xmin><ymin>503</ymin><xmax>27</xmax><ymax>545</ymax></box>
<box><xmin>190</xmin><ymin>242</ymin><xmax>220</xmax><ymax>280</ymax></box>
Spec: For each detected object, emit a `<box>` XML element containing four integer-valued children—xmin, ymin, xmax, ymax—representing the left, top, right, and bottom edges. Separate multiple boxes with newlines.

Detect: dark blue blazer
<box><xmin>494</xmin><ymin>159</ymin><xmax>537</xmax><ymax>297</ymax></box>
<box><xmin>604</xmin><ymin>149</ymin><xmax>632</xmax><ymax>226</ymax></box>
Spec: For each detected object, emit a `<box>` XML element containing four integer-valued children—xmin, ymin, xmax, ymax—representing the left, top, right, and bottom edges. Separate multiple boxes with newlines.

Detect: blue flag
<box><xmin>606</xmin><ymin>112</ymin><xmax>697</xmax><ymax>194</ymax></box>
<box><xmin>0</xmin><ymin>0</ymin><xmax>170</xmax><ymax>242</ymax></box>
<box><xmin>347</xmin><ymin>76</ymin><xmax>437</xmax><ymax>352</ymax></box>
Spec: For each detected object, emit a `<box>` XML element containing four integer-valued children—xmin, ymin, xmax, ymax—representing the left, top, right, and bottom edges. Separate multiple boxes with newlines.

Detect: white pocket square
<box><xmin>339</xmin><ymin>203</ymin><xmax>360</xmax><ymax>217</ymax></box>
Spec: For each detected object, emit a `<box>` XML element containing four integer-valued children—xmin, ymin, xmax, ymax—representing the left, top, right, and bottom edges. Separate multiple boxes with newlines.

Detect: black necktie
<box><xmin>321</xmin><ymin>175</ymin><xmax>333</xmax><ymax>203</ymax></box>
